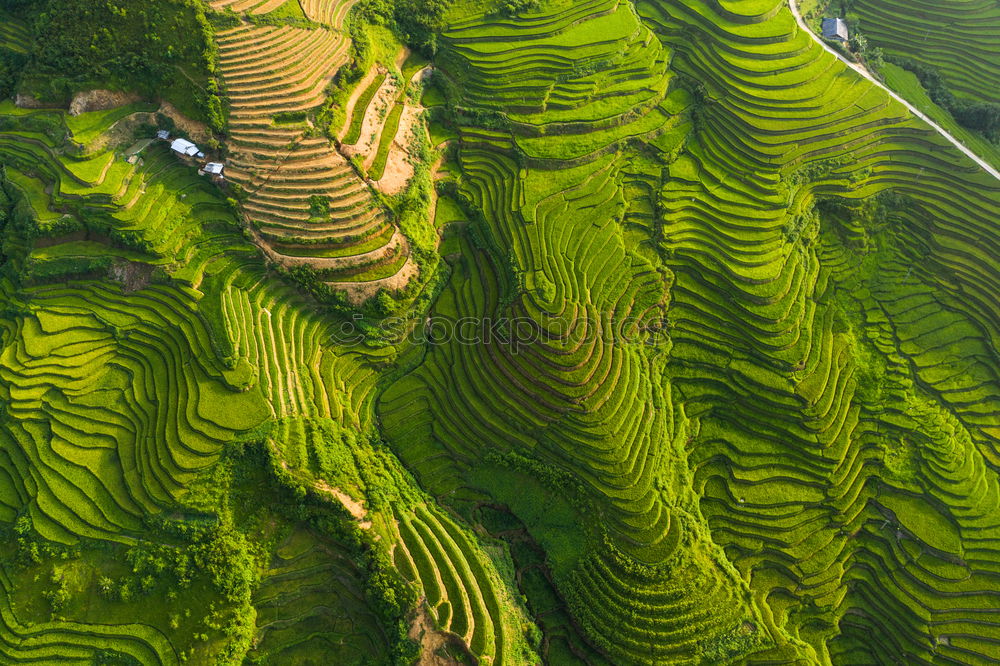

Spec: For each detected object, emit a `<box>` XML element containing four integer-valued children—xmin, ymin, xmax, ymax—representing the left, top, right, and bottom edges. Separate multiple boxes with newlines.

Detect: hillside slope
<box><xmin>382</xmin><ymin>0</ymin><xmax>1000</xmax><ymax>662</ymax></box>
<box><xmin>852</xmin><ymin>0</ymin><xmax>1000</xmax><ymax>105</ymax></box>
<box><xmin>0</xmin><ymin>0</ymin><xmax>996</xmax><ymax>664</ymax></box>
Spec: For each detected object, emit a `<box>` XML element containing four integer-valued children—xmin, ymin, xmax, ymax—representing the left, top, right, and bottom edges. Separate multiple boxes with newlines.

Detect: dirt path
<box><xmin>788</xmin><ymin>0</ymin><xmax>1000</xmax><ymax>183</ymax></box>
<box><xmin>314</xmin><ymin>479</ymin><xmax>372</xmax><ymax>529</ymax></box>
<box><xmin>277</xmin><ymin>459</ymin><xmax>372</xmax><ymax>528</ymax></box>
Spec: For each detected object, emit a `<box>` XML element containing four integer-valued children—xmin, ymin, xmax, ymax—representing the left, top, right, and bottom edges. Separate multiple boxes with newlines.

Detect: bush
<box><xmin>496</xmin><ymin>0</ymin><xmax>539</xmax><ymax>16</ymax></box>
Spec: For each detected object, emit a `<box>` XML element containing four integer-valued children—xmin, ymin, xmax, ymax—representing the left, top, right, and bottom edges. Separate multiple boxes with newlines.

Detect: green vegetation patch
<box><xmin>6</xmin><ymin>0</ymin><xmax>224</xmax><ymax>129</ymax></box>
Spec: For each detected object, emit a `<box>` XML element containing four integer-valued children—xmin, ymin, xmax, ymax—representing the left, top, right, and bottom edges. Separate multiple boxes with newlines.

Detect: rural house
<box><xmin>170</xmin><ymin>137</ymin><xmax>204</xmax><ymax>159</ymax></box>
<box><xmin>199</xmin><ymin>162</ymin><xmax>225</xmax><ymax>182</ymax></box>
<box><xmin>822</xmin><ymin>18</ymin><xmax>849</xmax><ymax>41</ymax></box>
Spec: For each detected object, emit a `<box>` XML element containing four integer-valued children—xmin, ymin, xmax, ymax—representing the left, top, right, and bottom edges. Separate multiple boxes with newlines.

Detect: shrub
<box><xmin>496</xmin><ymin>0</ymin><xmax>539</xmax><ymax>16</ymax></box>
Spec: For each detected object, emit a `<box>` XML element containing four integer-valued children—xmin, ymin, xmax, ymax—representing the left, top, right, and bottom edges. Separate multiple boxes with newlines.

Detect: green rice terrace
<box><xmin>0</xmin><ymin>0</ymin><xmax>997</xmax><ymax>663</ymax></box>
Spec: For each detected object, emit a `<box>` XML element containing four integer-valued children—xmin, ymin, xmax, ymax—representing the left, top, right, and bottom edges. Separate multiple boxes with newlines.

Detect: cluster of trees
<box><xmin>354</xmin><ymin>0</ymin><xmax>450</xmax><ymax>55</ymax></box>
<box><xmin>889</xmin><ymin>58</ymin><xmax>1000</xmax><ymax>141</ymax></box>
<box><xmin>0</xmin><ymin>51</ymin><xmax>26</xmax><ymax>99</ymax></box>
<box><xmin>1</xmin><ymin>0</ymin><xmax>225</xmax><ymax>131</ymax></box>
<box><xmin>848</xmin><ymin>33</ymin><xmax>885</xmax><ymax>73</ymax></box>
<box><xmin>496</xmin><ymin>0</ymin><xmax>540</xmax><ymax>16</ymax></box>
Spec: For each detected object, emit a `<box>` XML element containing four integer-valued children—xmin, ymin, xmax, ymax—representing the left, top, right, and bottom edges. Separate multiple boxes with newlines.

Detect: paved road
<box><xmin>788</xmin><ymin>0</ymin><xmax>1000</xmax><ymax>183</ymax></box>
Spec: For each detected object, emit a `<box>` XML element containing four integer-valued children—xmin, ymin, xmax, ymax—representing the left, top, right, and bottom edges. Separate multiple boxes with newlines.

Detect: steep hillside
<box><xmin>208</xmin><ymin>0</ymin><xmax>423</xmax><ymax>303</ymax></box>
<box><xmin>1</xmin><ymin>0</ymin><xmax>224</xmax><ymax>128</ymax></box>
<box><xmin>382</xmin><ymin>0</ymin><xmax>1000</xmax><ymax>662</ymax></box>
<box><xmin>0</xmin><ymin>0</ymin><xmax>996</xmax><ymax>664</ymax></box>
<box><xmin>852</xmin><ymin>0</ymin><xmax>1000</xmax><ymax>105</ymax></box>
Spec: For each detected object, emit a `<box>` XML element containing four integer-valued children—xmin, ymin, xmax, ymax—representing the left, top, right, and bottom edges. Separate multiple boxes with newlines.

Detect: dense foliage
<box><xmin>3</xmin><ymin>0</ymin><xmax>224</xmax><ymax>130</ymax></box>
<box><xmin>0</xmin><ymin>52</ymin><xmax>25</xmax><ymax>100</ymax></box>
<box><xmin>355</xmin><ymin>0</ymin><xmax>450</xmax><ymax>54</ymax></box>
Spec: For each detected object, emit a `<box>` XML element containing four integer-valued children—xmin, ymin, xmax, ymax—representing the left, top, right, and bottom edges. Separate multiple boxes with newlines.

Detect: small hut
<box><xmin>822</xmin><ymin>18</ymin><xmax>849</xmax><ymax>42</ymax></box>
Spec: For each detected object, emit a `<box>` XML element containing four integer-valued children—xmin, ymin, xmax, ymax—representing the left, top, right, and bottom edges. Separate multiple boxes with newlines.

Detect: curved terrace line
<box><xmin>788</xmin><ymin>0</ymin><xmax>1000</xmax><ymax>184</ymax></box>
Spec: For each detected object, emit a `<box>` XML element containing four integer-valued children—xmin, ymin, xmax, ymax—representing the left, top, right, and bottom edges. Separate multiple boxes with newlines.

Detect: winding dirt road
<box><xmin>788</xmin><ymin>0</ymin><xmax>1000</xmax><ymax>183</ymax></box>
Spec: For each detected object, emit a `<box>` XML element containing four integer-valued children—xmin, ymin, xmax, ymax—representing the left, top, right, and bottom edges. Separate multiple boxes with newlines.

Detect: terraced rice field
<box><xmin>300</xmin><ymin>0</ymin><xmax>357</xmax><ymax>28</ymax></box>
<box><xmin>0</xmin><ymin>99</ymin><xmax>422</xmax><ymax>661</ymax></box>
<box><xmin>251</xmin><ymin>527</ymin><xmax>389</xmax><ymax>662</ymax></box>
<box><xmin>211</xmin><ymin>1</ymin><xmax>417</xmax><ymax>298</ymax></box>
<box><xmin>0</xmin><ymin>78</ymin><xmax>526</xmax><ymax>661</ymax></box>
<box><xmin>853</xmin><ymin>0</ymin><xmax>1000</xmax><ymax>103</ymax></box>
<box><xmin>379</xmin><ymin>0</ymin><xmax>1000</xmax><ymax>662</ymax></box>
<box><xmin>0</xmin><ymin>0</ymin><xmax>999</xmax><ymax>663</ymax></box>
<box><xmin>0</xmin><ymin>12</ymin><xmax>30</xmax><ymax>54</ymax></box>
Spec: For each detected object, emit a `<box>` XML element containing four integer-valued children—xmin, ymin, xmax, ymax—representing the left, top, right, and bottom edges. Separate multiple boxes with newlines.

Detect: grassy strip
<box><xmin>881</xmin><ymin>63</ymin><xmax>1000</xmax><ymax>170</ymax></box>
<box><xmin>262</xmin><ymin>0</ymin><xmax>307</xmax><ymax>22</ymax></box>
<box><xmin>368</xmin><ymin>102</ymin><xmax>403</xmax><ymax>181</ymax></box>
<box><xmin>343</xmin><ymin>73</ymin><xmax>386</xmax><ymax>144</ymax></box>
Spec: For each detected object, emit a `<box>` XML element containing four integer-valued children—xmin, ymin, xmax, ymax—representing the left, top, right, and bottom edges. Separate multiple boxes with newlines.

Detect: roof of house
<box><xmin>156</xmin><ymin>130</ymin><xmax>170</xmax><ymax>140</ymax></box>
<box><xmin>170</xmin><ymin>138</ymin><xmax>200</xmax><ymax>156</ymax></box>
<box><xmin>822</xmin><ymin>18</ymin><xmax>849</xmax><ymax>40</ymax></box>
<box><xmin>203</xmin><ymin>162</ymin><xmax>224</xmax><ymax>174</ymax></box>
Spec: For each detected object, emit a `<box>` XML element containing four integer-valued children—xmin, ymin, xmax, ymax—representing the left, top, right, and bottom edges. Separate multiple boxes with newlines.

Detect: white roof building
<box><xmin>170</xmin><ymin>138</ymin><xmax>200</xmax><ymax>157</ymax></box>
<box><xmin>203</xmin><ymin>162</ymin><xmax>224</xmax><ymax>175</ymax></box>
<box><xmin>156</xmin><ymin>130</ymin><xmax>170</xmax><ymax>140</ymax></box>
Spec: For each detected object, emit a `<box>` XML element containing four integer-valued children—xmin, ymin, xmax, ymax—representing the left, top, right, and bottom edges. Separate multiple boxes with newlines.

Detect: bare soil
<box><xmin>69</xmin><ymin>89</ymin><xmax>141</xmax><ymax>116</ymax></box>
<box><xmin>341</xmin><ymin>74</ymin><xmax>400</xmax><ymax>167</ymax></box>
<box><xmin>314</xmin><ymin>479</ymin><xmax>372</xmax><ymax>529</ymax></box>
<box><xmin>375</xmin><ymin>104</ymin><xmax>423</xmax><ymax>195</ymax></box>
<box><xmin>374</xmin><ymin>67</ymin><xmax>433</xmax><ymax>195</ymax></box>
<box><xmin>409</xmin><ymin>604</ymin><xmax>472</xmax><ymax>666</ymax></box>
<box><xmin>108</xmin><ymin>260</ymin><xmax>154</xmax><ymax>293</ymax></box>
<box><xmin>14</xmin><ymin>94</ymin><xmax>61</xmax><ymax>109</ymax></box>
<box><xmin>158</xmin><ymin>101</ymin><xmax>212</xmax><ymax>144</ymax></box>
